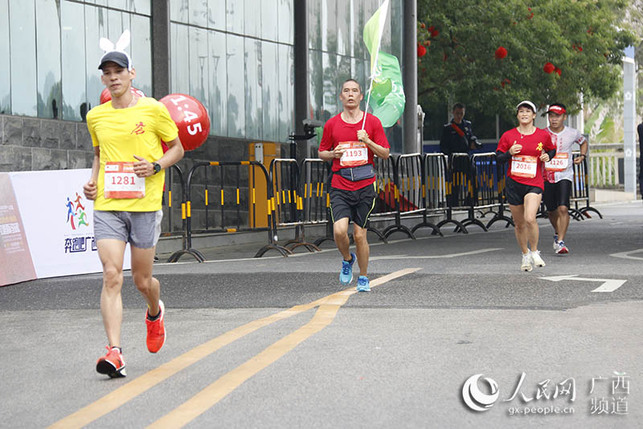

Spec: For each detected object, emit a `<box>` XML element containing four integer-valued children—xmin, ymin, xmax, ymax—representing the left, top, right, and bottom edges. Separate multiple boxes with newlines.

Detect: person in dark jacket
<box><xmin>439</xmin><ymin>103</ymin><xmax>481</xmax><ymax>156</ymax></box>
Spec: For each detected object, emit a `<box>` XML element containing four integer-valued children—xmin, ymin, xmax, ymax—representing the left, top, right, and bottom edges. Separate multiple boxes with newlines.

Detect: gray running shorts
<box><xmin>93</xmin><ymin>210</ymin><xmax>163</xmax><ymax>249</ymax></box>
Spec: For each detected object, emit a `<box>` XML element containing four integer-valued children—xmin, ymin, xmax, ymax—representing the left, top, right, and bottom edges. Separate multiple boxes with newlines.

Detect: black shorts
<box><xmin>505</xmin><ymin>176</ymin><xmax>542</xmax><ymax>206</ymax></box>
<box><xmin>543</xmin><ymin>179</ymin><xmax>572</xmax><ymax>211</ymax></box>
<box><xmin>329</xmin><ymin>183</ymin><xmax>377</xmax><ymax>228</ymax></box>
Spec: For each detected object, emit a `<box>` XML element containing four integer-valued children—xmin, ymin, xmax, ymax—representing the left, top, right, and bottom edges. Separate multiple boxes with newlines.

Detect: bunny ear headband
<box><xmin>98</xmin><ymin>30</ymin><xmax>133</xmax><ymax>71</ymax></box>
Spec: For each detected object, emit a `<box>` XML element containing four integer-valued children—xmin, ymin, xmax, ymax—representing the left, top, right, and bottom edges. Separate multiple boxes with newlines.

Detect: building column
<box><xmin>293</xmin><ymin>0</ymin><xmax>310</xmax><ymax>161</ymax></box>
<box><xmin>402</xmin><ymin>0</ymin><xmax>418</xmax><ymax>154</ymax></box>
<box><xmin>151</xmin><ymin>0</ymin><xmax>171</xmax><ymax>99</ymax></box>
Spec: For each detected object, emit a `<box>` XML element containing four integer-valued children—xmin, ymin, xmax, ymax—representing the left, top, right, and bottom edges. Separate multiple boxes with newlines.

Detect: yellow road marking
<box><xmin>49</xmin><ymin>268</ymin><xmax>420</xmax><ymax>429</ymax></box>
<box><xmin>149</xmin><ymin>268</ymin><xmax>420</xmax><ymax>428</ymax></box>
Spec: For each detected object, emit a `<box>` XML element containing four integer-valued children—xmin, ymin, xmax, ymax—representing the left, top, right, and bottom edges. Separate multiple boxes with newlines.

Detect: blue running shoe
<box><xmin>356</xmin><ymin>276</ymin><xmax>370</xmax><ymax>292</ymax></box>
<box><xmin>339</xmin><ymin>253</ymin><xmax>356</xmax><ymax>285</ymax></box>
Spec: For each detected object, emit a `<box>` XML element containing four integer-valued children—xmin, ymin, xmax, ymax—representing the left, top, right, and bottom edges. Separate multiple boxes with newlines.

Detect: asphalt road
<box><xmin>1</xmin><ymin>201</ymin><xmax>642</xmax><ymax>428</ymax></box>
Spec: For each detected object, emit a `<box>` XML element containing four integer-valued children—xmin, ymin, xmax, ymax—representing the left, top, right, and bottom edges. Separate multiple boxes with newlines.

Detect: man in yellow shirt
<box><xmin>83</xmin><ymin>49</ymin><xmax>184</xmax><ymax>378</ymax></box>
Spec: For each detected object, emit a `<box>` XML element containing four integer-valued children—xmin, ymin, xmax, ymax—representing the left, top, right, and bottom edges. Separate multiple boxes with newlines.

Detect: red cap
<box><xmin>546</xmin><ymin>105</ymin><xmax>566</xmax><ymax>115</ymax></box>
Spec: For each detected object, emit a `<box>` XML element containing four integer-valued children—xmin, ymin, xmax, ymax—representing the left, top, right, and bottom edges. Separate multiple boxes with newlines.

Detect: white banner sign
<box><xmin>6</xmin><ymin>169</ymin><xmax>131</xmax><ymax>283</ymax></box>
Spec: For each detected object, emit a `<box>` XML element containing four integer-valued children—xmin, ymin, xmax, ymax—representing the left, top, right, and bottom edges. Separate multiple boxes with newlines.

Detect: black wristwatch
<box><xmin>152</xmin><ymin>162</ymin><xmax>162</xmax><ymax>175</ymax></box>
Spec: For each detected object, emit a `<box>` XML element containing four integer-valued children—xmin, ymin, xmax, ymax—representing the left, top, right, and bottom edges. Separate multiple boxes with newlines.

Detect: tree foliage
<box><xmin>417</xmin><ymin>0</ymin><xmax>636</xmax><ymax>121</ymax></box>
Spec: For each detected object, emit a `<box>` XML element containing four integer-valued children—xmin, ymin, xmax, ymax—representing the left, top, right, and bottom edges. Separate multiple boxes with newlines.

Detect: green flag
<box><xmin>362</xmin><ymin>0</ymin><xmax>405</xmax><ymax>128</ymax></box>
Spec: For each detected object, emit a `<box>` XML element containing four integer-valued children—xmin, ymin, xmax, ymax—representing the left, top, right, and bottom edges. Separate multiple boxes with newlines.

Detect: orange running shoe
<box><xmin>96</xmin><ymin>346</ymin><xmax>126</xmax><ymax>378</ymax></box>
<box><xmin>145</xmin><ymin>300</ymin><xmax>166</xmax><ymax>353</ymax></box>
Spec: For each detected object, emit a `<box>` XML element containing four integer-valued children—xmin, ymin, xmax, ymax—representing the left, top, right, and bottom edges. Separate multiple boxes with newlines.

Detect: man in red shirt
<box><xmin>318</xmin><ymin>79</ymin><xmax>390</xmax><ymax>291</ymax></box>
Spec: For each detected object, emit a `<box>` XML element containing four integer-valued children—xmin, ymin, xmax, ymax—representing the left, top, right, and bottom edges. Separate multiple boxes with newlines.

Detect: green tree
<box><xmin>417</xmin><ymin>0</ymin><xmax>636</xmax><ymax>121</ymax></box>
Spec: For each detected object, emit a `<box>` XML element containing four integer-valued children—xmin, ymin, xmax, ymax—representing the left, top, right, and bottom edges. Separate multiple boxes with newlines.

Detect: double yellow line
<box><xmin>50</xmin><ymin>268</ymin><xmax>420</xmax><ymax>428</ymax></box>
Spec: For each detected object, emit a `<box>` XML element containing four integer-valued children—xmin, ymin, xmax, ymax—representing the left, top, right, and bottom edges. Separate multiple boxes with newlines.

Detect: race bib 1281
<box><xmin>104</xmin><ymin>161</ymin><xmax>145</xmax><ymax>199</ymax></box>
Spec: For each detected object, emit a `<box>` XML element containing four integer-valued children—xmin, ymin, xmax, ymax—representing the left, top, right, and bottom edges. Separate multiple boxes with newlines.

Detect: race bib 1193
<box><xmin>339</xmin><ymin>141</ymin><xmax>368</xmax><ymax>167</ymax></box>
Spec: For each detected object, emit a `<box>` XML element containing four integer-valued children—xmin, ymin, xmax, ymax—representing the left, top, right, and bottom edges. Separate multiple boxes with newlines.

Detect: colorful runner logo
<box><xmin>66</xmin><ymin>192</ymin><xmax>90</xmax><ymax>231</ymax></box>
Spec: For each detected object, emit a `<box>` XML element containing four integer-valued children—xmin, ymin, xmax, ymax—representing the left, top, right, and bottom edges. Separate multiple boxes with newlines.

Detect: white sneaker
<box><xmin>553</xmin><ymin>240</ymin><xmax>560</xmax><ymax>253</ymax></box>
<box><xmin>556</xmin><ymin>240</ymin><xmax>569</xmax><ymax>254</ymax></box>
<box><xmin>530</xmin><ymin>250</ymin><xmax>546</xmax><ymax>267</ymax></box>
<box><xmin>521</xmin><ymin>253</ymin><xmax>533</xmax><ymax>272</ymax></box>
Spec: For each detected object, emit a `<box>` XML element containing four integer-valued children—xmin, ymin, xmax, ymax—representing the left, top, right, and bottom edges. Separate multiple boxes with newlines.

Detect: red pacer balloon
<box><xmin>159</xmin><ymin>94</ymin><xmax>210</xmax><ymax>151</ymax></box>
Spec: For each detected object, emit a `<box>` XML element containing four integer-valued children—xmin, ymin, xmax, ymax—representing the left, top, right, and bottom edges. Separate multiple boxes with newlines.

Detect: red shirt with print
<box><xmin>497</xmin><ymin>127</ymin><xmax>555</xmax><ymax>189</ymax></box>
<box><xmin>319</xmin><ymin>112</ymin><xmax>389</xmax><ymax>191</ymax></box>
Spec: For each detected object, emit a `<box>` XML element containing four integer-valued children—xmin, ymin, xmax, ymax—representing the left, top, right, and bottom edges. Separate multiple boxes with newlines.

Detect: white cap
<box><xmin>516</xmin><ymin>100</ymin><xmax>537</xmax><ymax>112</ymax></box>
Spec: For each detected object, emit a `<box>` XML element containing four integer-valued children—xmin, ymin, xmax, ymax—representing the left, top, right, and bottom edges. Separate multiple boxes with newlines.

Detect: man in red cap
<box><xmin>543</xmin><ymin>103</ymin><xmax>588</xmax><ymax>254</ymax></box>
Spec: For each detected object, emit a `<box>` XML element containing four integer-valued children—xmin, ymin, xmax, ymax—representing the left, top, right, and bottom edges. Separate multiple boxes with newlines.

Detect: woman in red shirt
<box><xmin>496</xmin><ymin>101</ymin><xmax>556</xmax><ymax>272</ymax></box>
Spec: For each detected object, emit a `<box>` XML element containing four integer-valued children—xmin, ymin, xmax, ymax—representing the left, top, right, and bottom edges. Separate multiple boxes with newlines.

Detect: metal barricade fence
<box><xmin>571</xmin><ymin>152</ymin><xmax>602</xmax><ymax>220</ymax></box>
<box><xmin>168</xmin><ymin>160</ymin><xmax>289</xmax><ymax>262</ymax></box>
<box><xmin>299</xmin><ymin>159</ymin><xmax>333</xmax><ymax>247</ymax></box>
<box><xmin>161</xmin><ymin>164</ymin><xmax>187</xmax><ymax>238</ymax></box>
<box><xmin>410</xmin><ymin>153</ymin><xmax>446</xmax><ymax>235</ymax></box>
<box><xmin>368</xmin><ymin>156</ymin><xmax>400</xmax><ymax>242</ymax></box>
<box><xmin>484</xmin><ymin>157</ymin><xmax>514</xmax><ymax>229</ymax></box>
<box><xmin>379</xmin><ymin>153</ymin><xmax>422</xmax><ymax>239</ymax></box>
<box><xmin>436</xmin><ymin>154</ymin><xmax>473</xmax><ymax>233</ymax></box>
<box><xmin>267</xmin><ymin>158</ymin><xmax>319</xmax><ymax>253</ymax></box>
<box><xmin>471</xmin><ymin>153</ymin><xmax>512</xmax><ymax>230</ymax></box>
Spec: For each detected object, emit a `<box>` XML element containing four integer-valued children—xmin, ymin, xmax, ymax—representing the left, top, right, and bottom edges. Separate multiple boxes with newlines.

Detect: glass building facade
<box><xmin>0</xmin><ymin>0</ymin><xmax>405</xmax><ymax>155</ymax></box>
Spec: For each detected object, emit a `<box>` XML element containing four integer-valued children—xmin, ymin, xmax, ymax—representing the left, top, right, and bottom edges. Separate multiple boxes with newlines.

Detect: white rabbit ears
<box><xmin>98</xmin><ymin>30</ymin><xmax>133</xmax><ymax>71</ymax></box>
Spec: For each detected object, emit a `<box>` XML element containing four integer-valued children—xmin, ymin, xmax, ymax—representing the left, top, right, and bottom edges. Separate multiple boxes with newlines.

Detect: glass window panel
<box><xmin>352</xmin><ymin>0</ymin><xmax>365</xmax><ymax>59</ymax></box>
<box><xmin>170</xmin><ymin>23</ymin><xmax>190</xmax><ymax>95</ymax></box>
<box><xmin>0</xmin><ymin>0</ymin><xmax>12</xmax><ymax>113</ymax></box>
<box><xmin>61</xmin><ymin>1</ymin><xmax>86</xmax><ymax>121</ymax></box>
<box><xmin>278</xmin><ymin>44</ymin><xmax>293</xmax><ymax>139</ymax></box>
<box><xmin>261</xmin><ymin>41</ymin><xmax>278</xmax><ymax>141</ymax></box>
<box><xmin>336</xmin><ymin>0</ymin><xmax>349</xmax><ymax>56</ymax></box>
<box><xmin>9</xmin><ymin>0</ymin><xmax>37</xmax><ymax>116</ymax></box>
<box><xmin>226</xmin><ymin>33</ymin><xmax>245</xmax><ymax>138</ymax></box>
<box><xmin>244</xmin><ymin>38</ymin><xmax>262</xmax><ymax>139</ymax></box>
<box><xmin>259</xmin><ymin>0</ymin><xmax>275</xmax><ymax>42</ymax></box>
<box><xmin>85</xmin><ymin>6</ymin><xmax>108</xmax><ymax>112</ymax></box>
<box><xmin>322</xmin><ymin>0</ymin><xmax>336</xmax><ymax>53</ymax></box>
<box><xmin>130</xmin><ymin>14</ymin><xmax>152</xmax><ymax>96</ymax></box>
<box><xmin>226</xmin><ymin>0</ymin><xmax>243</xmax><ymax>34</ymax></box>
<box><xmin>337</xmin><ymin>55</ymin><xmax>351</xmax><ymax>90</ymax></box>
<box><xmin>308</xmin><ymin>0</ymin><xmax>320</xmax><ymax>50</ymax></box>
<box><xmin>109</xmin><ymin>0</ymin><xmax>127</xmax><ymax>11</ymax></box>
<box><xmin>277</xmin><ymin>0</ymin><xmax>293</xmax><ymax>45</ymax></box>
<box><xmin>207</xmin><ymin>30</ymin><xmax>227</xmax><ymax>135</ymax></box>
<box><xmin>321</xmin><ymin>52</ymin><xmax>337</xmax><ymax>121</ymax></box>
<box><xmin>131</xmin><ymin>0</ymin><xmax>151</xmax><ymax>16</ymax></box>
<box><xmin>107</xmin><ymin>8</ymin><xmax>128</xmax><ymax>45</ymax></box>
<box><xmin>308</xmin><ymin>49</ymin><xmax>323</xmax><ymax>121</ymax></box>
<box><xmin>244</xmin><ymin>0</ymin><xmax>260</xmax><ymax>38</ymax></box>
<box><xmin>189</xmin><ymin>0</ymin><xmax>207</xmax><ymax>27</ymax></box>
<box><xmin>207</xmin><ymin>0</ymin><xmax>225</xmax><ymax>30</ymax></box>
<box><xmin>36</xmin><ymin>0</ymin><xmax>62</xmax><ymax>119</ymax></box>
<box><xmin>188</xmin><ymin>27</ymin><xmax>209</xmax><ymax>105</ymax></box>
<box><xmin>170</xmin><ymin>0</ymin><xmax>189</xmax><ymax>24</ymax></box>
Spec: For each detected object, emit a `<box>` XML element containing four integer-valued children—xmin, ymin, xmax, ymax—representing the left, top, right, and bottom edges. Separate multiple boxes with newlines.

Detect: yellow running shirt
<box><xmin>87</xmin><ymin>97</ymin><xmax>179</xmax><ymax>212</ymax></box>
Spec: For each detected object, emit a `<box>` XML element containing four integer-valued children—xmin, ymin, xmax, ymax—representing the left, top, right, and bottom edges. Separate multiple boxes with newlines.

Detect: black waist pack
<box><xmin>338</xmin><ymin>164</ymin><xmax>375</xmax><ymax>181</ymax></box>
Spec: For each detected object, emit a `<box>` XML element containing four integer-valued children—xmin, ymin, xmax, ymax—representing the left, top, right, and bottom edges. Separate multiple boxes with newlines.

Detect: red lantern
<box><xmin>495</xmin><ymin>46</ymin><xmax>508</xmax><ymax>59</ymax></box>
<box><xmin>100</xmin><ymin>87</ymin><xmax>145</xmax><ymax>104</ymax></box>
<box><xmin>430</xmin><ymin>29</ymin><xmax>440</xmax><ymax>38</ymax></box>
<box><xmin>554</xmin><ymin>67</ymin><xmax>562</xmax><ymax>76</ymax></box>
<box><xmin>160</xmin><ymin>94</ymin><xmax>210</xmax><ymax>151</ymax></box>
<box><xmin>543</xmin><ymin>62</ymin><xmax>555</xmax><ymax>74</ymax></box>
<box><xmin>417</xmin><ymin>44</ymin><xmax>427</xmax><ymax>58</ymax></box>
